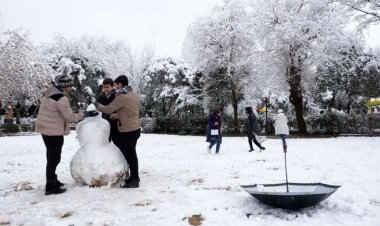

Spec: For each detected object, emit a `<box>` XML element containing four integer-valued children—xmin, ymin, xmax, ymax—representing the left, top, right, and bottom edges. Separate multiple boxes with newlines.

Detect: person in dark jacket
<box><xmin>96</xmin><ymin>78</ymin><xmax>120</xmax><ymax>149</ymax></box>
<box><xmin>244</xmin><ymin>106</ymin><xmax>266</xmax><ymax>152</ymax></box>
<box><xmin>206</xmin><ymin>108</ymin><xmax>222</xmax><ymax>154</ymax></box>
<box><xmin>94</xmin><ymin>75</ymin><xmax>141</xmax><ymax>188</ymax></box>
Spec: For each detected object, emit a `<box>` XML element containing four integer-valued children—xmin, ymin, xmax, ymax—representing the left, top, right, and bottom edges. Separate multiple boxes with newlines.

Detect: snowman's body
<box><xmin>70</xmin><ymin>109</ymin><xmax>128</xmax><ymax>187</ymax></box>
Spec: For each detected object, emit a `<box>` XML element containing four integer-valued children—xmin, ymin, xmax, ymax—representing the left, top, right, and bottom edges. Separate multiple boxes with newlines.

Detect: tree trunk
<box><xmin>230</xmin><ymin>81</ymin><xmax>239</xmax><ymax>133</ymax></box>
<box><xmin>287</xmin><ymin>50</ymin><xmax>307</xmax><ymax>134</ymax></box>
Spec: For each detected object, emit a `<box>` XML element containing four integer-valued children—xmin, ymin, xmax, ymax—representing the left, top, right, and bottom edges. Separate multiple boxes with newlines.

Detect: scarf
<box><xmin>115</xmin><ymin>86</ymin><xmax>133</xmax><ymax>96</ymax></box>
<box><xmin>215</xmin><ymin>114</ymin><xmax>222</xmax><ymax>130</ymax></box>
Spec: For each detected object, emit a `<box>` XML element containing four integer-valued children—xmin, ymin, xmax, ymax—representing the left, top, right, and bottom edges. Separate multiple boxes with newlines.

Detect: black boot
<box><xmin>259</xmin><ymin>146</ymin><xmax>266</xmax><ymax>151</ymax></box>
<box><xmin>120</xmin><ymin>178</ymin><xmax>140</xmax><ymax>188</ymax></box>
<box><xmin>249</xmin><ymin>149</ymin><xmax>254</xmax><ymax>152</ymax></box>
<box><xmin>45</xmin><ymin>183</ymin><xmax>66</xmax><ymax>195</ymax></box>
<box><xmin>55</xmin><ymin>179</ymin><xmax>64</xmax><ymax>187</ymax></box>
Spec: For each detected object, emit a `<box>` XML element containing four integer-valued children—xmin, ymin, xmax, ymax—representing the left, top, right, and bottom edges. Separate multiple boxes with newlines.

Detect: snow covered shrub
<box><xmin>154</xmin><ymin>116</ymin><xmax>207</xmax><ymax>134</ymax></box>
<box><xmin>140</xmin><ymin>117</ymin><xmax>156</xmax><ymax>133</ymax></box>
<box><xmin>306</xmin><ymin>112</ymin><xmax>343</xmax><ymax>135</ymax></box>
<box><xmin>368</xmin><ymin>114</ymin><xmax>380</xmax><ymax>133</ymax></box>
<box><xmin>350</xmin><ymin>96</ymin><xmax>368</xmax><ymax>115</ymax></box>
<box><xmin>1</xmin><ymin>124</ymin><xmax>19</xmax><ymax>134</ymax></box>
<box><xmin>341</xmin><ymin>114</ymin><xmax>369</xmax><ymax>134</ymax></box>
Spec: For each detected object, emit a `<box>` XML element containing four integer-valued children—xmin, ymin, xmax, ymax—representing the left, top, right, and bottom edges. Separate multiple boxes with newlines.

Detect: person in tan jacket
<box><xmin>94</xmin><ymin>75</ymin><xmax>141</xmax><ymax>188</ymax></box>
<box><xmin>36</xmin><ymin>74</ymin><xmax>84</xmax><ymax>195</ymax></box>
<box><xmin>4</xmin><ymin>104</ymin><xmax>14</xmax><ymax>125</ymax></box>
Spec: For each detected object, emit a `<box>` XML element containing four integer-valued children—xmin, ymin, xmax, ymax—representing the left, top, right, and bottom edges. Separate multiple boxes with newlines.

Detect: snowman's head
<box><xmin>76</xmin><ymin>114</ymin><xmax>110</xmax><ymax>146</ymax></box>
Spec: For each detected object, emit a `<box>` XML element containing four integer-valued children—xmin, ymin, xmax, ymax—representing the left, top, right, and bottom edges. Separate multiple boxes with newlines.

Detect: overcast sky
<box><xmin>1</xmin><ymin>0</ymin><xmax>379</xmax><ymax>57</ymax></box>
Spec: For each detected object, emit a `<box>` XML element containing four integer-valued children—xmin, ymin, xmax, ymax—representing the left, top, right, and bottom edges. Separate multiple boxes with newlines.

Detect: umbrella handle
<box><xmin>284</xmin><ymin>152</ymin><xmax>289</xmax><ymax>192</ymax></box>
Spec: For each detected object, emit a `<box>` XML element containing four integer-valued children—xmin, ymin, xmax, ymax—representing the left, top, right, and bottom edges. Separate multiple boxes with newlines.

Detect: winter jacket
<box><xmin>274</xmin><ymin>113</ymin><xmax>289</xmax><ymax>135</ymax></box>
<box><xmin>35</xmin><ymin>86</ymin><xmax>84</xmax><ymax>136</ymax></box>
<box><xmin>244</xmin><ymin>112</ymin><xmax>259</xmax><ymax>135</ymax></box>
<box><xmin>96</xmin><ymin>91</ymin><xmax>118</xmax><ymax>132</ymax></box>
<box><xmin>97</xmin><ymin>91</ymin><xmax>140</xmax><ymax>133</ymax></box>
<box><xmin>206</xmin><ymin>113</ymin><xmax>222</xmax><ymax>143</ymax></box>
<box><xmin>5</xmin><ymin>106</ymin><xmax>13</xmax><ymax>119</ymax></box>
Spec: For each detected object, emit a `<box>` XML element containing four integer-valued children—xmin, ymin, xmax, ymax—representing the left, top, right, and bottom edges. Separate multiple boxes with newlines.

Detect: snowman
<box><xmin>70</xmin><ymin>104</ymin><xmax>128</xmax><ymax>187</ymax></box>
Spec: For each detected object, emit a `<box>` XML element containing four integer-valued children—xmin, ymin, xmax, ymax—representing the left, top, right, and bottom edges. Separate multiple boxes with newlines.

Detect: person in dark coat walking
<box><xmin>206</xmin><ymin>108</ymin><xmax>222</xmax><ymax>154</ymax></box>
<box><xmin>244</xmin><ymin>106</ymin><xmax>266</xmax><ymax>152</ymax></box>
<box><xmin>96</xmin><ymin>78</ymin><xmax>120</xmax><ymax>149</ymax></box>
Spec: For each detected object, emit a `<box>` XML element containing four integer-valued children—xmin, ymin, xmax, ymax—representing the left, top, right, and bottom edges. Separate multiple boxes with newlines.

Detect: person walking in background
<box><xmin>274</xmin><ymin>109</ymin><xmax>289</xmax><ymax>153</ymax></box>
<box><xmin>5</xmin><ymin>104</ymin><xmax>14</xmax><ymax>125</ymax></box>
<box><xmin>35</xmin><ymin>74</ymin><xmax>85</xmax><ymax>195</ymax></box>
<box><xmin>15</xmin><ymin>102</ymin><xmax>22</xmax><ymax>124</ymax></box>
<box><xmin>245</xmin><ymin>106</ymin><xmax>266</xmax><ymax>152</ymax></box>
<box><xmin>94</xmin><ymin>75</ymin><xmax>141</xmax><ymax>188</ymax></box>
<box><xmin>96</xmin><ymin>78</ymin><xmax>120</xmax><ymax>149</ymax></box>
<box><xmin>206</xmin><ymin>108</ymin><xmax>222</xmax><ymax>154</ymax></box>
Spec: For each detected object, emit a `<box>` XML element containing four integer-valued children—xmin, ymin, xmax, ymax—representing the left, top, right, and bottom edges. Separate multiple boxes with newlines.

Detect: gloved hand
<box><xmin>85</xmin><ymin>110</ymin><xmax>99</xmax><ymax>117</ymax></box>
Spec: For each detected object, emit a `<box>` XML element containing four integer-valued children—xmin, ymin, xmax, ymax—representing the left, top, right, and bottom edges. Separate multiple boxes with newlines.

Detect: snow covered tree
<box><xmin>248</xmin><ymin>0</ymin><xmax>352</xmax><ymax>134</ymax></box>
<box><xmin>183</xmin><ymin>0</ymin><xmax>255</xmax><ymax>132</ymax></box>
<box><xmin>144</xmin><ymin>57</ymin><xmax>195</xmax><ymax>116</ymax></box>
<box><xmin>337</xmin><ymin>0</ymin><xmax>380</xmax><ymax>30</ymax></box>
<box><xmin>316</xmin><ymin>44</ymin><xmax>380</xmax><ymax>112</ymax></box>
<box><xmin>42</xmin><ymin>34</ymin><xmax>155</xmax><ymax>110</ymax></box>
<box><xmin>188</xmin><ymin>70</ymin><xmax>206</xmax><ymax>116</ymax></box>
<box><xmin>123</xmin><ymin>44</ymin><xmax>155</xmax><ymax>94</ymax></box>
<box><xmin>0</xmin><ymin>29</ymin><xmax>53</xmax><ymax>104</ymax></box>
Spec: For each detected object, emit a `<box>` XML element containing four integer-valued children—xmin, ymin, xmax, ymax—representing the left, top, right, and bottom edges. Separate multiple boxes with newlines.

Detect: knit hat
<box><xmin>55</xmin><ymin>74</ymin><xmax>74</xmax><ymax>87</ymax></box>
<box><xmin>277</xmin><ymin>109</ymin><xmax>283</xmax><ymax>113</ymax></box>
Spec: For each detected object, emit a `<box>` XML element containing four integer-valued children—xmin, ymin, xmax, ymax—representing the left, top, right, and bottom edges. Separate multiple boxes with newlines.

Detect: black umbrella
<box><xmin>241</xmin><ymin>146</ymin><xmax>340</xmax><ymax>209</ymax></box>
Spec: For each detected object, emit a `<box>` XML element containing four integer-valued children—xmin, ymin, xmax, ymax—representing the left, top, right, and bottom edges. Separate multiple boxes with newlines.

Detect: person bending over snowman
<box><xmin>94</xmin><ymin>75</ymin><xmax>141</xmax><ymax>188</ymax></box>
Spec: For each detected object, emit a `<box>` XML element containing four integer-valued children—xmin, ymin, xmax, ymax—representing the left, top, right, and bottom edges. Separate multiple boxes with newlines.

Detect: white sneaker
<box><xmin>207</xmin><ymin>146</ymin><xmax>211</xmax><ymax>154</ymax></box>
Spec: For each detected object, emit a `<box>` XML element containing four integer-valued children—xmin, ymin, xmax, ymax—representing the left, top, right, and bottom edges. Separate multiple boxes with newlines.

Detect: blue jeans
<box><xmin>279</xmin><ymin>134</ymin><xmax>287</xmax><ymax>145</ymax></box>
<box><xmin>209</xmin><ymin>133</ymin><xmax>222</xmax><ymax>153</ymax></box>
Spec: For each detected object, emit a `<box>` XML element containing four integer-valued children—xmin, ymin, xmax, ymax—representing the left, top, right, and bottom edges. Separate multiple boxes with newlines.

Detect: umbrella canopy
<box><xmin>241</xmin><ymin>182</ymin><xmax>340</xmax><ymax>209</ymax></box>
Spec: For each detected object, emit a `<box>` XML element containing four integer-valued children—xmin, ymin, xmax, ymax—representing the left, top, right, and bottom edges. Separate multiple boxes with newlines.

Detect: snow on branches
<box><xmin>0</xmin><ymin>29</ymin><xmax>54</xmax><ymax>103</ymax></box>
<box><xmin>144</xmin><ymin>57</ymin><xmax>197</xmax><ymax>116</ymax></box>
<box><xmin>337</xmin><ymin>0</ymin><xmax>380</xmax><ymax>30</ymax></box>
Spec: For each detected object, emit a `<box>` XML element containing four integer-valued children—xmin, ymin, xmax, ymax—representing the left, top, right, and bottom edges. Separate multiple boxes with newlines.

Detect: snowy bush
<box><xmin>368</xmin><ymin>114</ymin><xmax>380</xmax><ymax>133</ymax></box>
<box><xmin>306</xmin><ymin>110</ymin><xmax>375</xmax><ymax>135</ymax></box>
<box><xmin>140</xmin><ymin>117</ymin><xmax>156</xmax><ymax>133</ymax></box>
<box><xmin>154</xmin><ymin>116</ymin><xmax>207</xmax><ymax>134</ymax></box>
<box><xmin>306</xmin><ymin>112</ymin><xmax>344</xmax><ymax>135</ymax></box>
<box><xmin>341</xmin><ymin>114</ymin><xmax>369</xmax><ymax>134</ymax></box>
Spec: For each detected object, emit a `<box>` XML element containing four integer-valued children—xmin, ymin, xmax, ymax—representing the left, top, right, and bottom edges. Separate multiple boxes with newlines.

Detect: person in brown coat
<box><xmin>35</xmin><ymin>74</ymin><xmax>84</xmax><ymax>195</ymax></box>
<box><xmin>4</xmin><ymin>104</ymin><xmax>14</xmax><ymax>125</ymax></box>
<box><xmin>94</xmin><ymin>75</ymin><xmax>141</xmax><ymax>188</ymax></box>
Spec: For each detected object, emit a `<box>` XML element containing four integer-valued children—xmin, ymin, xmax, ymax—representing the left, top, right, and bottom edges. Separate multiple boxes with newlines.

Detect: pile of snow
<box><xmin>70</xmin><ymin>105</ymin><xmax>128</xmax><ymax>187</ymax></box>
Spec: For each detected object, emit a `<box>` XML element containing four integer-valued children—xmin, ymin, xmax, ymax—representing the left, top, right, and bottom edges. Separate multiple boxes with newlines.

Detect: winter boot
<box><xmin>249</xmin><ymin>149</ymin><xmax>254</xmax><ymax>152</ymax></box>
<box><xmin>45</xmin><ymin>183</ymin><xmax>66</xmax><ymax>195</ymax></box>
<box><xmin>55</xmin><ymin>179</ymin><xmax>65</xmax><ymax>187</ymax></box>
<box><xmin>259</xmin><ymin>146</ymin><xmax>266</xmax><ymax>152</ymax></box>
<box><xmin>120</xmin><ymin>179</ymin><xmax>140</xmax><ymax>188</ymax></box>
<box><xmin>283</xmin><ymin>144</ymin><xmax>287</xmax><ymax>153</ymax></box>
<box><xmin>207</xmin><ymin>146</ymin><xmax>211</xmax><ymax>154</ymax></box>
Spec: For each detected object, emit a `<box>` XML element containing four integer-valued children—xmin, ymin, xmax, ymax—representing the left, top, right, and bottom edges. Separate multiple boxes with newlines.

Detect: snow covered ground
<box><xmin>1</xmin><ymin>133</ymin><xmax>379</xmax><ymax>226</ymax></box>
